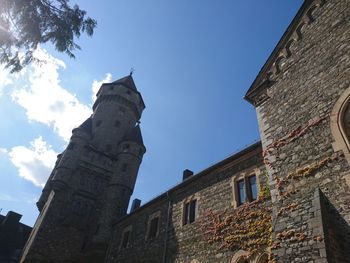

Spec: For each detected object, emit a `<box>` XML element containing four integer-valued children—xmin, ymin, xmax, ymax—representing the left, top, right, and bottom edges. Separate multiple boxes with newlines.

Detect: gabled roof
<box><xmin>244</xmin><ymin>0</ymin><xmax>326</xmax><ymax>105</ymax></box>
<box><xmin>113</xmin><ymin>75</ymin><xmax>137</xmax><ymax>91</ymax></box>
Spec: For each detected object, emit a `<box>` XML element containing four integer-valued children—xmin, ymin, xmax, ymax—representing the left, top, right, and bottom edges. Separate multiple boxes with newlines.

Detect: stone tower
<box><xmin>20</xmin><ymin>75</ymin><xmax>146</xmax><ymax>263</ymax></box>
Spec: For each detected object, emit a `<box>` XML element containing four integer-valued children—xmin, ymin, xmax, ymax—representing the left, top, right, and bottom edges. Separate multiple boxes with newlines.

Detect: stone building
<box><xmin>21</xmin><ymin>0</ymin><xmax>350</xmax><ymax>262</ymax></box>
<box><xmin>0</xmin><ymin>211</ymin><xmax>32</xmax><ymax>263</ymax></box>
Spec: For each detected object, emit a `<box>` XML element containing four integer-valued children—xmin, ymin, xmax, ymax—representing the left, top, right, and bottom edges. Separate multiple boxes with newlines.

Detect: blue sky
<box><xmin>0</xmin><ymin>0</ymin><xmax>303</xmax><ymax>226</ymax></box>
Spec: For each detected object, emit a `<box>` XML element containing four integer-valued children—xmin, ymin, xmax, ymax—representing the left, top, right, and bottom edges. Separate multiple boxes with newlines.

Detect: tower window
<box><xmin>183</xmin><ymin>199</ymin><xmax>197</xmax><ymax>225</ymax></box>
<box><xmin>123</xmin><ymin>144</ymin><xmax>130</xmax><ymax>151</ymax></box>
<box><xmin>126</xmin><ymin>90</ymin><xmax>132</xmax><ymax>95</ymax></box>
<box><xmin>148</xmin><ymin>217</ymin><xmax>159</xmax><ymax>239</ymax></box>
<box><xmin>119</xmin><ymin>107</ymin><xmax>126</xmax><ymax>115</ymax></box>
<box><xmin>115</xmin><ymin>120</ymin><xmax>120</xmax><ymax>127</ymax></box>
<box><xmin>83</xmin><ymin>146</ymin><xmax>90</xmax><ymax>156</ymax></box>
<box><xmin>122</xmin><ymin>163</ymin><xmax>128</xmax><ymax>172</ymax></box>
<box><xmin>96</xmin><ymin>120</ymin><xmax>102</xmax><ymax>127</ymax></box>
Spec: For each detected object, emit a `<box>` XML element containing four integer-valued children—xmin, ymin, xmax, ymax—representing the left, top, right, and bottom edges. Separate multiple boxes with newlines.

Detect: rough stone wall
<box><xmin>168</xmin><ymin>149</ymin><xmax>264</xmax><ymax>263</ymax></box>
<box><xmin>253</xmin><ymin>0</ymin><xmax>350</xmax><ymax>261</ymax></box>
<box><xmin>107</xmin><ymin>144</ymin><xmax>266</xmax><ymax>263</ymax></box>
<box><xmin>106</xmin><ymin>199</ymin><xmax>169</xmax><ymax>263</ymax></box>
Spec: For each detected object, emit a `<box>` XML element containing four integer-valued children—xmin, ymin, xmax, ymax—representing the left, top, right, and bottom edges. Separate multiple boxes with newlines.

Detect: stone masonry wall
<box><xmin>254</xmin><ymin>0</ymin><xmax>350</xmax><ymax>261</ymax></box>
<box><xmin>106</xmin><ymin>143</ymin><xmax>267</xmax><ymax>263</ymax></box>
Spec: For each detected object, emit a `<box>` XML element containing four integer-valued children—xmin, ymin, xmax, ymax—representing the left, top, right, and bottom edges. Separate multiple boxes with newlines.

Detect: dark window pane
<box><xmin>237</xmin><ymin>180</ymin><xmax>246</xmax><ymax>205</ymax></box>
<box><xmin>189</xmin><ymin>200</ymin><xmax>196</xmax><ymax>223</ymax></box>
<box><xmin>249</xmin><ymin>176</ymin><xmax>258</xmax><ymax>201</ymax></box>
<box><xmin>122</xmin><ymin>163</ymin><xmax>127</xmax><ymax>172</ymax></box>
<box><xmin>149</xmin><ymin>217</ymin><xmax>159</xmax><ymax>239</ymax></box>
<box><xmin>184</xmin><ymin>203</ymin><xmax>189</xmax><ymax>225</ymax></box>
<box><xmin>121</xmin><ymin>230</ymin><xmax>130</xmax><ymax>248</ymax></box>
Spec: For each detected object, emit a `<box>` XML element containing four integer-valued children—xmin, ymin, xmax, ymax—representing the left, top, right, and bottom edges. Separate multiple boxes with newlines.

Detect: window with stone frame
<box><xmin>146</xmin><ymin>211</ymin><xmax>161</xmax><ymax>240</ymax></box>
<box><xmin>148</xmin><ymin>217</ymin><xmax>159</xmax><ymax>239</ymax></box>
<box><xmin>232</xmin><ymin>172</ymin><xmax>260</xmax><ymax>208</ymax></box>
<box><xmin>183</xmin><ymin>199</ymin><xmax>197</xmax><ymax>225</ymax></box>
<box><xmin>119</xmin><ymin>225</ymin><xmax>132</xmax><ymax>249</ymax></box>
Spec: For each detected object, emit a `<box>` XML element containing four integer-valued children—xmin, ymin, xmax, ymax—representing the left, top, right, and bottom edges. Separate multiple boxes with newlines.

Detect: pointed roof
<box><xmin>124</xmin><ymin>125</ymin><xmax>144</xmax><ymax>145</ymax></box>
<box><xmin>113</xmin><ymin>75</ymin><xmax>137</xmax><ymax>91</ymax></box>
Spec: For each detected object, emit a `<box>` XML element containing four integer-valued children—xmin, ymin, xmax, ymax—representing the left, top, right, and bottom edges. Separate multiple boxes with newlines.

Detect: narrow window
<box><xmin>237</xmin><ymin>179</ymin><xmax>246</xmax><ymax>206</ymax></box>
<box><xmin>184</xmin><ymin>199</ymin><xmax>197</xmax><ymax>225</ymax></box>
<box><xmin>126</xmin><ymin>90</ymin><xmax>132</xmax><ymax>95</ymax></box>
<box><xmin>96</xmin><ymin>120</ymin><xmax>102</xmax><ymax>127</ymax></box>
<box><xmin>248</xmin><ymin>175</ymin><xmax>258</xmax><ymax>201</ymax></box>
<box><xmin>189</xmin><ymin>200</ymin><xmax>196</xmax><ymax>223</ymax></box>
<box><xmin>121</xmin><ymin>230</ymin><xmax>130</xmax><ymax>248</ymax></box>
<box><xmin>123</xmin><ymin>144</ymin><xmax>130</xmax><ymax>151</ymax></box>
<box><xmin>115</xmin><ymin>120</ymin><xmax>120</xmax><ymax>127</ymax></box>
<box><xmin>119</xmin><ymin>107</ymin><xmax>126</xmax><ymax>114</ymax></box>
<box><xmin>122</xmin><ymin>163</ymin><xmax>128</xmax><ymax>172</ymax></box>
<box><xmin>148</xmin><ymin>217</ymin><xmax>159</xmax><ymax>239</ymax></box>
<box><xmin>83</xmin><ymin>146</ymin><xmax>90</xmax><ymax>156</ymax></box>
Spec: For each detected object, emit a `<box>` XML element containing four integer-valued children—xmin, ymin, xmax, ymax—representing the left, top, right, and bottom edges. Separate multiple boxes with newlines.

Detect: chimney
<box><xmin>183</xmin><ymin>169</ymin><xmax>194</xmax><ymax>181</ymax></box>
<box><xmin>130</xmin><ymin>199</ymin><xmax>141</xmax><ymax>212</ymax></box>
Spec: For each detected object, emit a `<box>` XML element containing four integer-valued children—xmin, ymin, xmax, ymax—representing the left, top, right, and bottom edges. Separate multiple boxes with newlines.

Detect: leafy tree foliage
<box><xmin>0</xmin><ymin>0</ymin><xmax>97</xmax><ymax>72</ymax></box>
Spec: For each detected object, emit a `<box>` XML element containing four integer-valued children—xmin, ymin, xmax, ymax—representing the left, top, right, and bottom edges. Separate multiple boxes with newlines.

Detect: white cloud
<box><xmin>0</xmin><ymin>67</ymin><xmax>13</xmax><ymax>96</ymax></box>
<box><xmin>0</xmin><ymin>48</ymin><xmax>114</xmax><ymax>188</ymax></box>
<box><xmin>0</xmin><ymin>148</ymin><xmax>8</xmax><ymax>155</ymax></box>
<box><xmin>11</xmin><ymin>48</ymin><xmax>92</xmax><ymax>141</ymax></box>
<box><xmin>91</xmin><ymin>73</ymin><xmax>112</xmax><ymax>103</ymax></box>
<box><xmin>9</xmin><ymin>137</ymin><xmax>57</xmax><ymax>188</ymax></box>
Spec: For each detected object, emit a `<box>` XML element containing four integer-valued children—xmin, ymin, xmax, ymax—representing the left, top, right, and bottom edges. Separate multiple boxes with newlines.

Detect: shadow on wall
<box><xmin>320</xmin><ymin>191</ymin><xmax>350</xmax><ymax>262</ymax></box>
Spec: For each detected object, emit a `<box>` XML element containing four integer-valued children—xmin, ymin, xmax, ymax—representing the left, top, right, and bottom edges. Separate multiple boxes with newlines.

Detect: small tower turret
<box><xmin>91</xmin><ymin>75</ymin><xmax>145</xmax><ymax>155</ymax></box>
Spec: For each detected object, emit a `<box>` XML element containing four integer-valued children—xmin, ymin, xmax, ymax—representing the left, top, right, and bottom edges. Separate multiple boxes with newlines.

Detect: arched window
<box><xmin>331</xmin><ymin>86</ymin><xmax>350</xmax><ymax>166</ymax></box>
<box><xmin>231</xmin><ymin>250</ymin><xmax>249</xmax><ymax>263</ymax></box>
<box><xmin>235</xmin><ymin>256</ymin><xmax>248</xmax><ymax>263</ymax></box>
<box><xmin>256</xmin><ymin>253</ymin><xmax>269</xmax><ymax>263</ymax></box>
